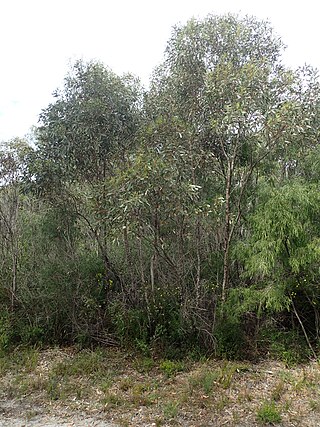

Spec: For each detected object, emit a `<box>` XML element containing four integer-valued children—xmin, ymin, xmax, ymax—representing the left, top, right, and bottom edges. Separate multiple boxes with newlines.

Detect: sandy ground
<box><xmin>0</xmin><ymin>400</ymin><xmax>117</xmax><ymax>427</ymax></box>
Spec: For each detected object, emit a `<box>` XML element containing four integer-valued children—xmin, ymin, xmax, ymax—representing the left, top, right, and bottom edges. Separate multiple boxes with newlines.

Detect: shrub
<box><xmin>0</xmin><ymin>309</ymin><xmax>12</xmax><ymax>353</ymax></box>
<box><xmin>260</xmin><ymin>327</ymin><xmax>310</xmax><ymax>366</ymax></box>
<box><xmin>214</xmin><ymin>316</ymin><xmax>245</xmax><ymax>360</ymax></box>
<box><xmin>159</xmin><ymin>359</ymin><xmax>185</xmax><ymax>377</ymax></box>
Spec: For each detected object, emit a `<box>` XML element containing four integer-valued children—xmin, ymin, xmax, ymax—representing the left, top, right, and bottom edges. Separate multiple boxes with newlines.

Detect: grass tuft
<box><xmin>257</xmin><ymin>401</ymin><xmax>282</xmax><ymax>424</ymax></box>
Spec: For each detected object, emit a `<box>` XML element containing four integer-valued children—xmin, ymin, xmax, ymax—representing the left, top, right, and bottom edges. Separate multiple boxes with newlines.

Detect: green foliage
<box><xmin>109</xmin><ymin>303</ymin><xmax>149</xmax><ymax>347</ymax></box>
<box><xmin>189</xmin><ymin>363</ymin><xmax>239</xmax><ymax>393</ymax></box>
<box><xmin>189</xmin><ymin>369</ymin><xmax>220</xmax><ymax>394</ymax></box>
<box><xmin>53</xmin><ymin>349</ymin><xmax>109</xmax><ymax>378</ymax></box>
<box><xmin>214</xmin><ymin>315</ymin><xmax>246</xmax><ymax>360</ymax></box>
<box><xmin>227</xmin><ymin>286</ymin><xmax>291</xmax><ymax>319</ymax></box>
<box><xmin>0</xmin><ymin>309</ymin><xmax>12</xmax><ymax>353</ymax></box>
<box><xmin>159</xmin><ymin>360</ymin><xmax>185</xmax><ymax>377</ymax></box>
<box><xmin>234</xmin><ymin>181</ymin><xmax>320</xmax><ymax>355</ymax></box>
<box><xmin>239</xmin><ymin>182</ymin><xmax>320</xmax><ymax>278</ymax></box>
<box><xmin>35</xmin><ymin>60</ymin><xmax>141</xmax><ymax>186</ymax></box>
<box><xmin>163</xmin><ymin>401</ymin><xmax>179</xmax><ymax>419</ymax></box>
<box><xmin>201</xmin><ymin>371</ymin><xmax>219</xmax><ymax>394</ymax></box>
<box><xmin>256</xmin><ymin>402</ymin><xmax>282</xmax><ymax>424</ymax></box>
<box><xmin>46</xmin><ymin>374</ymin><xmax>62</xmax><ymax>401</ymax></box>
<box><xmin>260</xmin><ymin>327</ymin><xmax>310</xmax><ymax>366</ymax></box>
<box><xmin>133</xmin><ymin>357</ymin><xmax>155</xmax><ymax>373</ymax></box>
<box><xmin>0</xmin><ymin>347</ymin><xmax>39</xmax><ymax>374</ymax></box>
<box><xmin>18</xmin><ymin>325</ymin><xmax>45</xmax><ymax>346</ymax></box>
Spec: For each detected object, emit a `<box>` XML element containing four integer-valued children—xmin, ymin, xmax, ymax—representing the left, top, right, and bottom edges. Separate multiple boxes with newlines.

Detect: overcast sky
<box><xmin>0</xmin><ymin>0</ymin><xmax>319</xmax><ymax>141</ymax></box>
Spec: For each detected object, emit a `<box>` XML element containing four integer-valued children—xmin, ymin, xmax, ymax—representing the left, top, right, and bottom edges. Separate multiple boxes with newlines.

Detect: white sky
<box><xmin>0</xmin><ymin>0</ymin><xmax>319</xmax><ymax>141</ymax></box>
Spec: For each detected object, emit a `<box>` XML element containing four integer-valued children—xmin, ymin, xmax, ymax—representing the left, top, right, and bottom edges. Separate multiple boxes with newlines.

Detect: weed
<box><xmin>188</xmin><ymin>364</ymin><xmax>236</xmax><ymax>395</ymax></box>
<box><xmin>52</xmin><ymin>349</ymin><xmax>108</xmax><ymax>378</ymax></box>
<box><xmin>216</xmin><ymin>395</ymin><xmax>230</xmax><ymax>412</ymax></box>
<box><xmin>99</xmin><ymin>377</ymin><xmax>114</xmax><ymax>392</ymax></box>
<box><xmin>13</xmin><ymin>374</ymin><xmax>46</xmax><ymax>396</ymax></box>
<box><xmin>271</xmin><ymin>380</ymin><xmax>285</xmax><ymax>401</ymax></box>
<box><xmin>186</xmin><ymin>347</ymin><xmax>208</xmax><ymax>362</ymax></box>
<box><xmin>219</xmin><ymin>362</ymin><xmax>237</xmax><ymax>389</ymax></box>
<box><xmin>75</xmin><ymin>387</ymin><xmax>83</xmax><ymax>399</ymax></box>
<box><xmin>232</xmin><ymin>411</ymin><xmax>241</xmax><ymax>424</ymax></box>
<box><xmin>0</xmin><ymin>310</ymin><xmax>12</xmax><ymax>353</ymax></box>
<box><xmin>257</xmin><ymin>401</ymin><xmax>282</xmax><ymax>424</ymax></box>
<box><xmin>265</xmin><ymin>329</ymin><xmax>309</xmax><ymax>366</ymax></box>
<box><xmin>25</xmin><ymin>410</ymin><xmax>41</xmax><ymax>421</ymax></box>
<box><xmin>188</xmin><ymin>369</ymin><xmax>218</xmax><ymax>394</ymax></box>
<box><xmin>293</xmin><ymin>369</ymin><xmax>312</xmax><ymax>391</ymax></box>
<box><xmin>159</xmin><ymin>359</ymin><xmax>185</xmax><ymax>377</ymax></box>
<box><xmin>118</xmin><ymin>419</ymin><xmax>130</xmax><ymax>427</ymax></box>
<box><xmin>283</xmin><ymin>399</ymin><xmax>292</xmax><ymax>411</ymax></box>
<box><xmin>46</xmin><ymin>374</ymin><xmax>62</xmax><ymax>400</ymax></box>
<box><xmin>0</xmin><ymin>355</ymin><xmax>9</xmax><ymax>374</ymax></box>
<box><xmin>135</xmin><ymin>338</ymin><xmax>151</xmax><ymax>356</ymax></box>
<box><xmin>119</xmin><ymin>376</ymin><xmax>133</xmax><ymax>391</ymax></box>
<box><xmin>187</xmin><ymin>375</ymin><xmax>199</xmax><ymax>394</ymax></box>
<box><xmin>215</xmin><ymin>317</ymin><xmax>245</xmax><ymax>359</ymax></box>
<box><xmin>237</xmin><ymin>387</ymin><xmax>253</xmax><ymax>403</ymax></box>
<box><xmin>163</xmin><ymin>401</ymin><xmax>179</xmax><ymax>419</ymax></box>
<box><xmin>129</xmin><ymin>381</ymin><xmax>158</xmax><ymax>406</ymax></box>
<box><xmin>279</xmin><ymin>370</ymin><xmax>294</xmax><ymax>384</ymax></box>
<box><xmin>132</xmin><ymin>382</ymin><xmax>150</xmax><ymax>394</ymax></box>
<box><xmin>2</xmin><ymin>347</ymin><xmax>40</xmax><ymax>373</ymax></box>
<box><xmin>202</xmin><ymin>370</ymin><xmax>219</xmax><ymax>394</ymax></box>
<box><xmin>101</xmin><ymin>392</ymin><xmax>124</xmax><ymax>408</ymax></box>
<box><xmin>310</xmin><ymin>399</ymin><xmax>320</xmax><ymax>412</ymax></box>
<box><xmin>133</xmin><ymin>357</ymin><xmax>155</xmax><ymax>373</ymax></box>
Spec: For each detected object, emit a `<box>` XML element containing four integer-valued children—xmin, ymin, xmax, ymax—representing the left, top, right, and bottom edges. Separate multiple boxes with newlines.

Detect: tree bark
<box><xmin>221</xmin><ymin>161</ymin><xmax>232</xmax><ymax>303</ymax></box>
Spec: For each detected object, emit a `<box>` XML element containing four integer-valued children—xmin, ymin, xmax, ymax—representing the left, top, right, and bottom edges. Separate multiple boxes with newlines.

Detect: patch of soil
<box><xmin>0</xmin><ymin>399</ymin><xmax>116</xmax><ymax>426</ymax></box>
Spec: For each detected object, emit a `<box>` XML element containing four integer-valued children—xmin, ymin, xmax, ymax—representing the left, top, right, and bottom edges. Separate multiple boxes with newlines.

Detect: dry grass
<box><xmin>1</xmin><ymin>347</ymin><xmax>320</xmax><ymax>426</ymax></box>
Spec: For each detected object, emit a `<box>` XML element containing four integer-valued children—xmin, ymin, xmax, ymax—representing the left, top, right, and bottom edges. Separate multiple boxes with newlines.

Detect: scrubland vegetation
<box><xmin>1</xmin><ymin>14</ymin><xmax>320</xmax><ymax>369</ymax></box>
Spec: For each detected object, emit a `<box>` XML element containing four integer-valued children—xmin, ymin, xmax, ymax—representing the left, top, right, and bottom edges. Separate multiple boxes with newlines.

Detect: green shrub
<box><xmin>214</xmin><ymin>316</ymin><xmax>245</xmax><ymax>360</ymax></box>
<box><xmin>159</xmin><ymin>359</ymin><xmax>185</xmax><ymax>377</ymax></box>
<box><xmin>0</xmin><ymin>309</ymin><xmax>12</xmax><ymax>353</ymax></box>
<box><xmin>260</xmin><ymin>327</ymin><xmax>310</xmax><ymax>366</ymax></box>
<box><xmin>19</xmin><ymin>325</ymin><xmax>45</xmax><ymax>346</ymax></box>
<box><xmin>109</xmin><ymin>303</ymin><xmax>149</xmax><ymax>347</ymax></box>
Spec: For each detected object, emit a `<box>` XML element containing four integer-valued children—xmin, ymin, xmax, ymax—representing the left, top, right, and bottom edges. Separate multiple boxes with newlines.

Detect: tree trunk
<box><xmin>221</xmin><ymin>161</ymin><xmax>232</xmax><ymax>303</ymax></box>
<box><xmin>10</xmin><ymin>186</ymin><xmax>19</xmax><ymax>311</ymax></box>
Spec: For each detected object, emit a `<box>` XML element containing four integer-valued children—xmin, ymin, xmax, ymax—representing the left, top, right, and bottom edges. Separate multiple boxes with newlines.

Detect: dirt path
<box><xmin>0</xmin><ymin>415</ymin><xmax>116</xmax><ymax>427</ymax></box>
<box><xmin>0</xmin><ymin>400</ymin><xmax>117</xmax><ymax>427</ymax></box>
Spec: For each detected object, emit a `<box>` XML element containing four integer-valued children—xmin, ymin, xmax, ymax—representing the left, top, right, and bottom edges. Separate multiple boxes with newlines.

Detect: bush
<box><xmin>159</xmin><ymin>359</ymin><xmax>185</xmax><ymax>377</ymax></box>
<box><xmin>0</xmin><ymin>309</ymin><xmax>12</xmax><ymax>353</ymax></box>
<box><xmin>260</xmin><ymin>327</ymin><xmax>310</xmax><ymax>366</ymax></box>
<box><xmin>214</xmin><ymin>316</ymin><xmax>246</xmax><ymax>360</ymax></box>
<box><xmin>109</xmin><ymin>302</ymin><xmax>150</xmax><ymax>348</ymax></box>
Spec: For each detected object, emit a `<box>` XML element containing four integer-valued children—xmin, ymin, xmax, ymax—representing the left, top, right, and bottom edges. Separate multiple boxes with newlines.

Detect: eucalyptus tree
<box><xmin>36</xmin><ymin>59</ymin><xmax>141</xmax><ymax>183</ymax></box>
<box><xmin>148</xmin><ymin>14</ymin><xmax>320</xmax><ymax>301</ymax></box>
<box><xmin>31</xmin><ymin>60</ymin><xmax>142</xmax><ymax>281</ymax></box>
